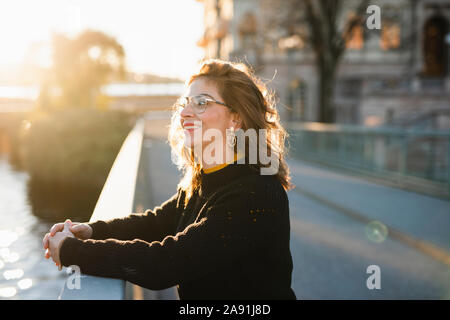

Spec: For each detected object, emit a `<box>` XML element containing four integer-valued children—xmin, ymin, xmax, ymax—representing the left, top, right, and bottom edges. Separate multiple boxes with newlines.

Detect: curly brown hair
<box><xmin>169</xmin><ymin>59</ymin><xmax>293</xmax><ymax>204</ymax></box>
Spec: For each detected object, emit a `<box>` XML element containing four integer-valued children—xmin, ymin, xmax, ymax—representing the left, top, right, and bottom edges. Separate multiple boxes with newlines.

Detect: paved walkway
<box><xmin>285</xmin><ymin>158</ymin><xmax>450</xmax><ymax>299</ymax></box>
<box><xmin>287</xmin><ymin>158</ymin><xmax>450</xmax><ymax>256</ymax></box>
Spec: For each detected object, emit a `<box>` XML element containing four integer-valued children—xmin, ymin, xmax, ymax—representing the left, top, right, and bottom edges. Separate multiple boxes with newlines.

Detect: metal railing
<box><xmin>58</xmin><ymin>118</ymin><xmax>145</xmax><ymax>299</ymax></box>
<box><xmin>287</xmin><ymin>122</ymin><xmax>450</xmax><ymax>199</ymax></box>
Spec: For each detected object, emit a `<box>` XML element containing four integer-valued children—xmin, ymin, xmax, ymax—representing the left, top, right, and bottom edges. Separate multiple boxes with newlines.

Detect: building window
<box><xmin>239</xmin><ymin>12</ymin><xmax>258</xmax><ymax>49</ymax></box>
<box><xmin>423</xmin><ymin>15</ymin><xmax>448</xmax><ymax>77</ymax></box>
<box><xmin>287</xmin><ymin>79</ymin><xmax>307</xmax><ymax>121</ymax></box>
<box><xmin>345</xmin><ymin>12</ymin><xmax>365</xmax><ymax>50</ymax></box>
<box><xmin>346</xmin><ymin>25</ymin><xmax>364</xmax><ymax>50</ymax></box>
<box><xmin>380</xmin><ymin>21</ymin><xmax>401</xmax><ymax>50</ymax></box>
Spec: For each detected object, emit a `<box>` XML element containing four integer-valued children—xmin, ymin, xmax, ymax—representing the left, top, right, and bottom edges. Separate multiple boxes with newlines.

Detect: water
<box><xmin>0</xmin><ymin>86</ymin><xmax>40</xmax><ymax>100</ymax></box>
<box><xmin>0</xmin><ymin>156</ymin><xmax>66</xmax><ymax>299</ymax></box>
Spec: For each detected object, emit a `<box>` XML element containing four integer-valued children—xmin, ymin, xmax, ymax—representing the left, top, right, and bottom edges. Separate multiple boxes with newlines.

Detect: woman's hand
<box><xmin>43</xmin><ymin>219</ymin><xmax>92</xmax><ymax>264</ymax></box>
<box><xmin>46</xmin><ymin>220</ymin><xmax>75</xmax><ymax>270</ymax></box>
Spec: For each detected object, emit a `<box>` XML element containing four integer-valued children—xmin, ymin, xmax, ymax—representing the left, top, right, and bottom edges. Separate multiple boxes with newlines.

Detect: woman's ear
<box><xmin>230</xmin><ymin>113</ymin><xmax>242</xmax><ymax>130</ymax></box>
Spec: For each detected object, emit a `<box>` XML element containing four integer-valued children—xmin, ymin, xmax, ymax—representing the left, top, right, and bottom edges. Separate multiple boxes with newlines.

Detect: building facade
<box><xmin>196</xmin><ymin>0</ymin><xmax>450</xmax><ymax>129</ymax></box>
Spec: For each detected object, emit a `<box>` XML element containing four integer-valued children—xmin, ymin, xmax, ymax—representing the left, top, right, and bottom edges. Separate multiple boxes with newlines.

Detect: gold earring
<box><xmin>226</xmin><ymin>127</ymin><xmax>236</xmax><ymax>148</ymax></box>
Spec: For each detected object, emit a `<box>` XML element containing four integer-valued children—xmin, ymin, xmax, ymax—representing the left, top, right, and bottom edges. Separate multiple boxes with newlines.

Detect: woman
<box><xmin>43</xmin><ymin>59</ymin><xmax>296</xmax><ymax>300</ymax></box>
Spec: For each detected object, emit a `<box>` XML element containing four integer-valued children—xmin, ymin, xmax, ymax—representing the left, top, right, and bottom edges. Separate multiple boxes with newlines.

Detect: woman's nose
<box><xmin>180</xmin><ymin>103</ymin><xmax>195</xmax><ymax>118</ymax></box>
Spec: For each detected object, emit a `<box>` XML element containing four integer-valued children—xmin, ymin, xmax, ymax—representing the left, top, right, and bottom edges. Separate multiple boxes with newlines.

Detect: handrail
<box><xmin>287</xmin><ymin>121</ymin><xmax>450</xmax><ymax>136</ymax></box>
<box><xmin>58</xmin><ymin>118</ymin><xmax>145</xmax><ymax>300</ymax></box>
<box><xmin>287</xmin><ymin>122</ymin><xmax>450</xmax><ymax>199</ymax></box>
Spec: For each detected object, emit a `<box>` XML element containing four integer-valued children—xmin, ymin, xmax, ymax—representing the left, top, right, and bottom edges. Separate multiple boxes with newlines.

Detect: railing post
<box><xmin>399</xmin><ymin>134</ymin><xmax>407</xmax><ymax>176</ymax></box>
<box><xmin>447</xmin><ymin>138</ymin><xmax>450</xmax><ymax>194</ymax></box>
<box><xmin>318</xmin><ymin>132</ymin><xmax>324</xmax><ymax>157</ymax></box>
<box><xmin>427</xmin><ymin>136</ymin><xmax>436</xmax><ymax>180</ymax></box>
<box><xmin>339</xmin><ymin>132</ymin><xmax>346</xmax><ymax>164</ymax></box>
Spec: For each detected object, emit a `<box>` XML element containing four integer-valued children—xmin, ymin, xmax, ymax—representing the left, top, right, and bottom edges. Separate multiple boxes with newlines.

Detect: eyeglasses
<box><xmin>175</xmin><ymin>95</ymin><xmax>229</xmax><ymax>114</ymax></box>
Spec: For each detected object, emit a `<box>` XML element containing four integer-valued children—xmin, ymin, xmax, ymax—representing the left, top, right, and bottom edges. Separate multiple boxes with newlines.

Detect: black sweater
<box><xmin>60</xmin><ymin>162</ymin><xmax>296</xmax><ymax>300</ymax></box>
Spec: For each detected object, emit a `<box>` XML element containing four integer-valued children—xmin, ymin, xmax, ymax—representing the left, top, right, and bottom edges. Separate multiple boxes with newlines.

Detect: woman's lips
<box><xmin>182</xmin><ymin>122</ymin><xmax>202</xmax><ymax>133</ymax></box>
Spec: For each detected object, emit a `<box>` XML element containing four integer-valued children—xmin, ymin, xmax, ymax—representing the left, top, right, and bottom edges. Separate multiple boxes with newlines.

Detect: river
<box><xmin>0</xmin><ymin>156</ymin><xmax>66</xmax><ymax>299</ymax></box>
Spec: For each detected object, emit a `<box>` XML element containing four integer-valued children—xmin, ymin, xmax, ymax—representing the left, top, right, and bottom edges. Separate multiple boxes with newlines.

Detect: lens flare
<box><xmin>365</xmin><ymin>221</ymin><xmax>388</xmax><ymax>243</ymax></box>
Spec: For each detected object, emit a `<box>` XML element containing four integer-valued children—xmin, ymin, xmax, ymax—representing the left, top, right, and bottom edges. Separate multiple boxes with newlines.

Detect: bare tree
<box><xmin>267</xmin><ymin>0</ymin><xmax>369</xmax><ymax>123</ymax></box>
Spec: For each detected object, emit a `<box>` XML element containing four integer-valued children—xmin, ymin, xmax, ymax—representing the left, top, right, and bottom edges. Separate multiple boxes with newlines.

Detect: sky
<box><xmin>0</xmin><ymin>0</ymin><xmax>205</xmax><ymax>81</ymax></box>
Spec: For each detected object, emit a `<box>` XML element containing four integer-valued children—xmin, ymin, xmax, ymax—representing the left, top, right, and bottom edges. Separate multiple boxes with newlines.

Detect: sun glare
<box><xmin>0</xmin><ymin>1</ymin><xmax>77</xmax><ymax>65</ymax></box>
<box><xmin>0</xmin><ymin>0</ymin><xmax>204</xmax><ymax>80</ymax></box>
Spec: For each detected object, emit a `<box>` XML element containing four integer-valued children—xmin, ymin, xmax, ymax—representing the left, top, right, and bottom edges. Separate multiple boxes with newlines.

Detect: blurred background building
<box><xmin>196</xmin><ymin>0</ymin><xmax>450</xmax><ymax>129</ymax></box>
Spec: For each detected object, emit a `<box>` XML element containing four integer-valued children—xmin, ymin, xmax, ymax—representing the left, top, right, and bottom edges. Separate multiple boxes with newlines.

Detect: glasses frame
<box><xmin>176</xmin><ymin>95</ymin><xmax>230</xmax><ymax>114</ymax></box>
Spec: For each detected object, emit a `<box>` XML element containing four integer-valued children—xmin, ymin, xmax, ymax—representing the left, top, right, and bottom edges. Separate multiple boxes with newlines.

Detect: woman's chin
<box><xmin>183</xmin><ymin>140</ymin><xmax>194</xmax><ymax>149</ymax></box>
<box><xmin>183</xmin><ymin>134</ymin><xmax>200</xmax><ymax>149</ymax></box>
<box><xmin>183</xmin><ymin>128</ymin><xmax>205</xmax><ymax>148</ymax></box>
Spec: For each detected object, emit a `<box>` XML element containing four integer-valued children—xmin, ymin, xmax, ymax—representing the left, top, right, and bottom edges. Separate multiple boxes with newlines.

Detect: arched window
<box><xmin>379</xmin><ymin>8</ymin><xmax>402</xmax><ymax>51</ymax></box>
<box><xmin>345</xmin><ymin>12</ymin><xmax>365</xmax><ymax>50</ymax></box>
<box><xmin>423</xmin><ymin>16</ymin><xmax>448</xmax><ymax>77</ymax></box>
<box><xmin>346</xmin><ymin>25</ymin><xmax>364</xmax><ymax>50</ymax></box>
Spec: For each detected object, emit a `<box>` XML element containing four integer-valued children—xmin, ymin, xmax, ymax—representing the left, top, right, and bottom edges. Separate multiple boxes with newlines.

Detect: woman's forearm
<box><xmin>87</xmin><ymin>191</ymin><xmax>181</xmax><ymax>242</ymax></box>
<box><xmin>59</xmin><ymin>185</ymin><xmax>285</xmax><ymax>291</ymax></box>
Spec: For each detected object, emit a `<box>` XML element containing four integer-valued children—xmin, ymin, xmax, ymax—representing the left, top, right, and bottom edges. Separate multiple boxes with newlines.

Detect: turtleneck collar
<box><xmin>201</xmin><ymin>152</ymin><xmax>245</xmax><ymax>175</ymax></box>
<box><xmin>199</xmin><ymin>159</ymin><xmax>258</xmax><ymax>198</ymax></box>
<box><xmin>202</xmin><ymin>162</ymin><xmax>230</xmax><ymax>174</ymax></box>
